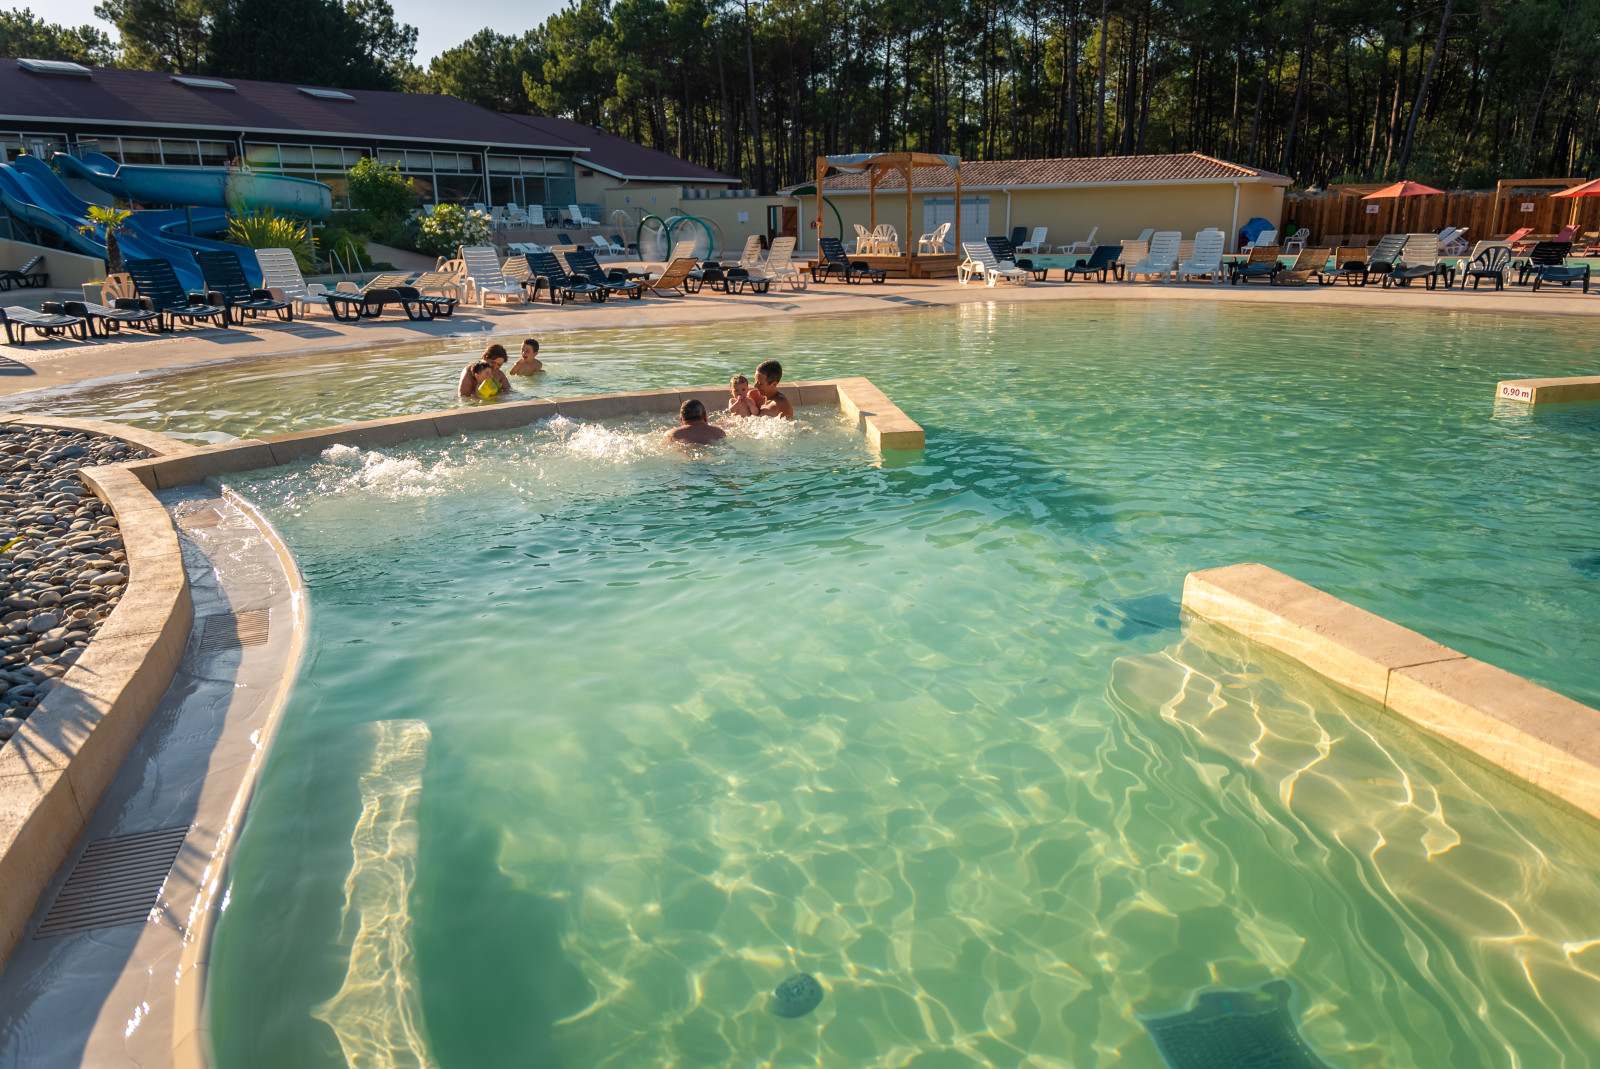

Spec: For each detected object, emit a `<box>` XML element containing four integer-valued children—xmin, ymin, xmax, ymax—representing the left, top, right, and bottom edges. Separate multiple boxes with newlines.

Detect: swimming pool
<box><xmin>32</xmin><ymin>301</ymin><xmax>1600</xmax><ymax>1065</ymax></box>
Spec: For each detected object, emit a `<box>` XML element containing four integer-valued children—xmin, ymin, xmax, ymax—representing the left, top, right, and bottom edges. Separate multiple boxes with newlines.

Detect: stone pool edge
<box><xmin>0</xmin><ymin>418</ymin><xmax>195</xmax><ymax>968</ymax></box>
<box><xmin>114</xmin><ymin>377</ymin><xmax>923</xmax><ymax>492</ymax></box>
<box><xmin>1182</xmin><ymin>563</ymin><xmax>1600</xmax><ymax>822</ymax></box>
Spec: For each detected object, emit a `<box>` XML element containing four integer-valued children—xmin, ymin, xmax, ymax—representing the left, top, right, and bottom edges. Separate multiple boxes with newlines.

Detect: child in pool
<box><xmin>458</xmin><ymin>344</ymin><xmax>512</xmax><ymax>398</ymax></box>
<box><xmin>726</xmin><ymin>374</ymin><xmax>758</xmax><ymax>416</ymax></box>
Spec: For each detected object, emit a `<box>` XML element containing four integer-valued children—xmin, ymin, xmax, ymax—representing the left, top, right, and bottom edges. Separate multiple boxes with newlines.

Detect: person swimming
<box><xmin>747</xmin><ymin>359</ymin><xmax>794</xmax><ymax>419</ymax></box>
<box><xmin>726</xmin><ymin>374</ymin><xmax>758</xmax><ymax>416</ymax></box>
<box><xmin>459</xmin><ymin>344</ymin><xmax>513</xmax><ymax>398</ymax></box>
<box><xmin>509</xmin><ymin>338</ymin><xmax>543</xmax><ymax>375</ymax></box>
<box><xmin>664</xmin><ymin>398</ymin><xmax>727</xmax><ymax>445</ymax></box>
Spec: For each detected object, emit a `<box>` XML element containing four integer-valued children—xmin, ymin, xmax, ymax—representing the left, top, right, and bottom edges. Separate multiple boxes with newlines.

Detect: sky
<box><xmin>49</xmin><ymin>0</ymin><xmax>569</xmax><ymax>66</ymax></box>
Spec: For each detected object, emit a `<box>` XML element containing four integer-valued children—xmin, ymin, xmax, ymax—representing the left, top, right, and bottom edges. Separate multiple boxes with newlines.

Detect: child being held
<box><xmin>726</xmin><ymin>374</ymin><xmax>758</xmax><ymax>416</ymax></box>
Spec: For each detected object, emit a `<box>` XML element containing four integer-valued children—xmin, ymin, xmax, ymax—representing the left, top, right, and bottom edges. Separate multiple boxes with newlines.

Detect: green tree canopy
<box><xmin>0</xmin><ymin>8</ymin><xmax>118</xmax><ymax>64</ymax></box>
<box><xmin>204</xmin><ymin>0</ymin><xmax>413</xmax><ymax>89</ymax></box>
<box><xmin>91</xmin><ymin>0</ymin><xmax>208</xmax><ymax>72</ymax></box>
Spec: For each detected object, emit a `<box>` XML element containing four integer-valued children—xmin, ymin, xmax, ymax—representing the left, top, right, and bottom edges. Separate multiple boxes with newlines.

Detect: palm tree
<box><xmin>77</xmin><ymin>205</ymin><xmax>133</xmax><ymax>274</ymax></box>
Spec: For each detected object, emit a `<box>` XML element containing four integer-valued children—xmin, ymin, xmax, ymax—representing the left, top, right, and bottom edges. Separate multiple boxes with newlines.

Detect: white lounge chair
<box><xmin>412</xmin><ymin>270</ymin><xmax>464</xmax><ymax>302</ymax></box>
<box><xmin>1381</xmin><ymin>233</ymin><xmax>1446</xmax><ymax>289</ymax></box>
<box><xmin>592</xmin><ymin>235</ymin><xmax>625</xmax><ymax>256</ymax></box>
<box><xmin>1437</xmin><ymin>226</ymin><xmax>1469</xmax><ymax>256</ymax></box>
<box><xmin>918</xmin><ymin>221</ymin><xmax>951</xmax><ymax>254</ymax></box>
<box><xmin>734</xmin><ymin>235</ymin><xmax>766</xmax><ymax>271</ymax></box>
<box><xmin>763</xmin><ymin>236</ymin><xmax>806</xmax><ymax>290</ymax></box>
<box><xmin>254</xmin><ymin>247</ymin><xmax>336</xmax><ymax>316</ymax></box>
<box><xmin>1017</xmin><ymin>226</ymin><xmax>1050</xmax><ymax>254</ymax></box>
<box><xmin>459</xmin><ymin>245</ymin><xmax>526</xmax><ymax>307</ymax></box>
<box><xmin>1242</xmin><ymin>228</ymin><xmax>1278</xmax><ymax>252</ymax></box>
<box><xmin>1061</xmin><ymin>227</ymin><xmax>1098</xmax><ymax>255</ymax></box>
<box><xmin>1125</xmin><ymin>230</ymin><xmax>1182</xmax><ymax>282</ymax></box>
<box><xmin>1127</xmin><ymin>227</ymin><xmax>1155</xmax><ymax>244</ymax></box>
<box><xmin>568</xmin><ymin>204</ymin><xmax>600</xmax><ymax>228</ymax></box>
<box><xmin>1177</xmin><ymin>229</ymin><xmax>1227</xmax><ymax>284</ymax></box>
<box><xmin>958</xmin><ymin>241</ymin><xmax>1029</xmax><ymax>286</ymax></box>
<box><xmin>524</xmin><ymin>205</ymin><xmax>545</xmax><ymax>228</ymax></box>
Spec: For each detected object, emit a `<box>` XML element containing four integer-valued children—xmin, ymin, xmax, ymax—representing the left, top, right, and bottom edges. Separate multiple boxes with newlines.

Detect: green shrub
<box><xmin>346</xmin><ymin>157</ymin><xmax>417</xmax><ymax>222</ymax></box>
<box><xmin>227</xmin><ymin>209</ymin><xmax>315</xmax><ymax>271</ymax></box>
<box><xmin>415</xmin><ymin>204</ymin><xmax>492</xmax><ymax>257</ymax></box>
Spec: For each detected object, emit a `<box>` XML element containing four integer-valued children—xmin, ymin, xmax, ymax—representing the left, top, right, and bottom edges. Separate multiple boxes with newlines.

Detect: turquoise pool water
<box><xmin>30</xmin><ymin>301</ymin><xmax>1600</xmax><ymax>1066</ymax></box>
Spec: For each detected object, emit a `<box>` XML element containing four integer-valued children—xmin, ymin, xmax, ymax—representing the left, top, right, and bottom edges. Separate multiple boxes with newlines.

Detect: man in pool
<box><xmin>748</xmin><ymin>359</ymin><xmax>794</xmax><ymax>419</ymax></box>
<box><xmin>458</xmin><ymin>344</ymin><xmax>513</xmax><ymax>398</ymax></box>
<box><xmin>664</xmin><ymin>398</ymin><xmax>726</xmax><ymax>444</ymax></box>
<box><xmin>509</xmin><ymin>338</ymin><xmax>543</xmax><ymax>375</ymax></box>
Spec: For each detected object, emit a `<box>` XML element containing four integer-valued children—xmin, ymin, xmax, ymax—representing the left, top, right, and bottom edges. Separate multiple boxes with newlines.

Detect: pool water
<box><xmin>36</xmin><ymin>301</ymin><xmax>1600</xmax><ymax>1066</ymax></box>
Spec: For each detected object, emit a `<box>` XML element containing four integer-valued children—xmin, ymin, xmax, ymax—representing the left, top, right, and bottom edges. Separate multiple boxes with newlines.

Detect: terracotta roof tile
<box><xmin>780</xmin><ymin>153</ymin><xmax>1288</xmax><ymax>194</ymax></box>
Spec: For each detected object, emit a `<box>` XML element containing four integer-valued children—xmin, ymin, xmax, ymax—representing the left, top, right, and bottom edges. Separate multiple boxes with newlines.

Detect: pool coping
<box><xmin>1181</xmin><ymin>563</ymin><xmax>1600</xmax><ymax>822</ymax></box>
<box><xmin>1495</xmin><ymin>374</ymin><xmax>1600</xmax><ymax>404</ymax></box>
<box><xmin>111</xmin><ymin>377</ymin><xmax>923</xmax><ymax>492</ymax></box>
<box><xmin>0</xmin><ymin>418</ymin><xmax>195</xmax><ymax>970</ymax></box>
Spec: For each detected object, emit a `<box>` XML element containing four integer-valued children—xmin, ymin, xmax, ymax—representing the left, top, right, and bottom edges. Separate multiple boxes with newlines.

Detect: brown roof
<box><xmin>504</xmin><ymin>115</ymin><xmax>735</xmax><ymax>184</ymax></box>
<box><xmin>779</xmin><ymin>153</ymin><xmax>1288</xmax><ymax>194</ymax></box>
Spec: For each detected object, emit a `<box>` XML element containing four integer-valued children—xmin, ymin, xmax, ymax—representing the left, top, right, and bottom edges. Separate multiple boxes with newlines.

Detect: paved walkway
<box><xmin>3</xmin><ymin>269</ymin><xmax>1599</xmax><ymax>402</ymax></box>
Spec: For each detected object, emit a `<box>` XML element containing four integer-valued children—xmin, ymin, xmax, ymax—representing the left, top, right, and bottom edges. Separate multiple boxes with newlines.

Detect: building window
<box><xmin>120</xmin><ymin>138</ymin><xmax>161</xmax><ymax>164</ymax></box>
<box><xmin>161</xmin><ymin>140</ymin><xmax>200</xmax><ymax>166</ymax></box>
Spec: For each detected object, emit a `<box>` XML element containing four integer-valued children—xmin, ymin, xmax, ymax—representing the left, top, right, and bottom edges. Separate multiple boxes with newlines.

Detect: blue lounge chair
<box><xmin>196</xmin><ymin>250</ymin><xmax>294</xmax><ymax>323</ymax></box>
<box><xmin>812</xmin><ymin>238</ymin><xmax>885</xmax><ymax>284</ymax></box>
<box><xmin>0</xmin><ymin>255</ymin><xmax>48</xmax><ymax>291</ymax></box>
<box><xmin>527</xmin><ymin>252</ymin><xmax>606</xmax><ymax>303</ymax></box>
<box><xmin>0</xmin><ymin>304</ymin><xmax>87</xmax><ymax>344</ymax></box>
<box><xmin>561</xmin><ymin>248</ymin><xmax>643</xmax><ymax>299</ymax></box>
<box><xmin>1063</xmin><ymin>244</ymin><xmax>1122</xmax><ymax>282</ymax></box>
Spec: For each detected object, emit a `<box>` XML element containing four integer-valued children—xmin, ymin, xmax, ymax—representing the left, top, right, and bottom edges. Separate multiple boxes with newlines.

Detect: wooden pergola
<box><xmin>813</xmin><ymin>152</ymin><xmax>963</xmax><ymax>278</ymax></box>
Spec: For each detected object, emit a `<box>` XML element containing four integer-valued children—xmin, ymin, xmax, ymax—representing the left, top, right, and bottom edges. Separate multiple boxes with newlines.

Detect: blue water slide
<box><xmin>58</xmin><ymin>152</ymin><xmax>331</xmax><ymax>220</ymax></box>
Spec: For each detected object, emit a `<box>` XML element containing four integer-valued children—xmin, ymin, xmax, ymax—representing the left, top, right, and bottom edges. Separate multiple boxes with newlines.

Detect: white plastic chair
<box><xmin>255</xmin><ymin>247</ymin><xmax>330</xmax><ymax>316</ymax></box>
<box><xmin>569</xmin><ymin>204</ymin><xmax>600</xmax><ymax>227</ymax></box>
<box><xmin>1177</xmin><ymin>229</ymin><xmax>1226</xmax><ymax>284</ymax></box>
<box><xmin>592</xmin><ymin>235</ymin><xmax>624</xmax><ymax>256</ymax></box>
<box><xmin>1242</xmin><ymin>228</ymin><xmax>1278</xmax><ymax>252</ymax></box>
<box><xmin>764</xmin><ymin>236</ymin><xmax>806</xmax><ymax>290</ymax></box>
<box><xmin>458</xmin><ymin>245</ymin><xmax>526</xmax><ymax>307</ymax></box>
<box><xmin>1017</xmin><ymin>226</ymin><xmax>1049</xmax><ymax>254</ymax></box>
<box><xmin>958</xmin><ymin>241</ymin><xmax>1029</xmax><ymax>286</ymax></box>
<box><xmin>918</xmin><ymin>221</ymin><xmax>951</xmax><ymax>254</ymax></box>
<box><xmin>1126</xmin><ymin>230</ymin><xmax>1182</xmax><ymax>282</ymax></box>
<box><xmin>853</xmin><ymin>224</ymin><xmax>874</xmax><ymax>254</ymax></box>
<box><xmin>1061</xmin><ymin>227</ymin><xmax>1098</xmax><ymax>255</ymax></box>
<box><xmin>1282</xmin><ymin>227</ymin><xmax>1310</xmax><ymax>254</ymax></box>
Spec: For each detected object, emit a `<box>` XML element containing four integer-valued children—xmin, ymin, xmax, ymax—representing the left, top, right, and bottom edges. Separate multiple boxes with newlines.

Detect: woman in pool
<box><xmin>726</xmin><ymin>374</ymin><xmax>758</xmax><ymax>416</ymax></box>
<box><xmin>458</xmin><ymin>344</ymin><xmax>513</xmax><ymax>399</ymax></box>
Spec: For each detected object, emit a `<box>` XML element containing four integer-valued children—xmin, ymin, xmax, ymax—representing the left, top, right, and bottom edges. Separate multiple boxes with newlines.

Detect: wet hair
<box><xmin>468</xmin><ymin>360</ymin><xmax>491</xmax><ymax>375</ymax></box>
<box><xmin>522</xmin><ymin>338</ymin><xmax>539</xmax><ymax>352</ymax></box>
<box><xmin>680</xmin><ymin>398</ymin><xmax>707</xmax><ymax>422</ymax></box>
<box><xmin>757</xmin><ymin>359</ymin><xmax>782</xmax><ymax>384</ymax></box>
<box><xmin>481</xmin><ymin>343</ymin><xmax>507</xmax><ymax>362</ymax></box>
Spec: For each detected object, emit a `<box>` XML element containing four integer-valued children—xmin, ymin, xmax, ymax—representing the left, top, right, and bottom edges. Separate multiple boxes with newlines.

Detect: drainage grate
<box><xmin>37</xmin><ymin>826</ymin><xmax>190</xmax><ymax>937</ymax></box>
<box><xmin>1144</xmin><ymin>981</ymin><xmax>1331</xmax><ymax>1069</ymax></box>
<box><xmin>198</xmin><ymin>609</ymin><xmax>270</xmax><ymax>652</ymax></box>
<box><xmin>179</xmin><ymin>508</ymin><xmax>223</xmax><ymax>529</ymax></box>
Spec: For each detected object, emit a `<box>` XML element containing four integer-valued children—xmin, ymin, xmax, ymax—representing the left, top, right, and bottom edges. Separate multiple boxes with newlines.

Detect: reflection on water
<box><xmin>138</xmin><ymin>301</ymin><xmax>1600</xmax><ymax>1068</ymax></box>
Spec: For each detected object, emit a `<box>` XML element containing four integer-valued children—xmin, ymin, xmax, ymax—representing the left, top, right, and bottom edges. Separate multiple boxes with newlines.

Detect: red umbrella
<box><xmin>1362</xmin><ymin>180</ymin><xmax>1445</xmax><ymax>230</ymax></box>
<box><xmin>1549</xmin><ymin>179</ymin><xmax>1600</xmax><ymax>226</ymax></box>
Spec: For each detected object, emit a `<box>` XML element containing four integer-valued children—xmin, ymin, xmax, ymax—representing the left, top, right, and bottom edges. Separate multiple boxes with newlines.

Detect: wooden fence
<box><xmin>1281</xmin><ymin>185</ymin><xmax>1600</xmax><ymax>244</ymax></box>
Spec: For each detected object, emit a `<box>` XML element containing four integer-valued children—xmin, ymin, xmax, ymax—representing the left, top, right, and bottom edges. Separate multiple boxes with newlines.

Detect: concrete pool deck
<box><xmin>4</xmin><ymin>268</ymin><xmax>1600</xmax><ymax>399</ymax></box>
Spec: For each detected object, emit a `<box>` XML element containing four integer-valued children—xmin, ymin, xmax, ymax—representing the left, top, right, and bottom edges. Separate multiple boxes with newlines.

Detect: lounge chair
<box><xmin>1061</xmin><ymin>227</ymin><xmax>1099</xmax><ymax>256</ymax></box>
<box><xmin>255</xmin><ymin>247</ymin><xmax>329</xmax><ymax>316</ymax></box>
<box><xmin>1063</xmin><ymin>243</ymin><xmax>1121</xmax><ymax>282</ymax></box>
<box><xmin>1017</xmin><ymin>226</ymin><xmax>1050</xmax><ymax>254</ymax></box>
<box><xmin>734</xmin><ymin>235</ymin><xmax>765</xmax><ymax>272</ymax></box>
<box><xmin>1525</xmin><ymin>243</ymin><xmax>1591</xmax><ymax>292</ymax></box>
<box><xmin>560</xmin><ymin>248</ymin><xmax>644</xmax><ymax>299</ymax></box>
<box><xmin>555</xmin><ymin>232</ymin><xmax>576</xmax><ymax>248</ymax></box>
<box><xmin>1437</xmin><ymin>226</ymin><xmax>1469</xmax><ymax>256</ymax></box>
<box><xmin>959</xmin><ymin>241</ymin><xmax>1028</xmax><ymax>286</ymax></box>
<box><xmin>1270</xmin><ymin>247</ymin><xmax>1332</xmax><ymax>286</ymax></box>
<box><xmin>1125</xmin><ymin>230</ymin><xmax>1181</xmax><ymax>282</ymax></box>
<box><xmin>0</xmin><ymin>255</ymin><xmax>48</xmax><ymax>291</ymax></box>
<box><xmin>1460</xmin><ymin>245</ymin><xmax>1513</xmax><ymax>290</ymax></box>
<box><xmin>62</xmin><ymin>298</ymin><xmax>163</xmax><ymax>336</ymax></box>
<box><xmin>568</xmin><ymin>204</ymin><xmax>600</xmax><ymax>227</ymax></box>
<box><xmin>1177</xmin><ymin>229</ymin><xmax>1226</xmax><ymax>283</ymax></box>
<box><xmin>1358</xmin><ymin>234</ymin><xmax>1409</xmax><ymax>284</ymax></box>
<box><xmin>639</xmin><ymin>258</ymin><xmax>697</xmax><ymax>296</ymax></box>
<box><xmin>1516</xmin><ymin>241</ymin><xmax>1576</xmax><ymax>286</ymax></box>
<box><xmin>1009</xmin><ymin>226</ymin><xmax>1028</xmax><ymax>249</ymax></box>
<box><xmin>917</xmin><ymin>222</ymin><xmax>951</xmax><ymax>254</ymax></box>
<box><xmin>0</xmin><ymin>304</ymin><xmax>87</xmax><ymax>344</ymax></box>
<box><xmin>527</xmin><ymin>252</ymin><xmax>607</xmax><ymax>303</ymax></box>
<box><xmin>1228</xmin><ymin>245</ymin><xmax>1283</xmax><ymax>284</ymax></box>
<box><xmin>458</xmin><ymin>245</ymin><xmax>525</xmax><ymax>307</ymax></box>
<box><xmin>1381</xmin><ymin>234</ymin><xmax>1446</xmax><ymax>289</ymax></box>
<box><xmin>1241</xmin><ymin>228</ymin><xmax>1278</xmax><ymax>252</ymax></box>
<box><xmin>1319</xmin><ymin>247</ymin><xmax>1370</xmax><ymax>285</ymax></box>
<box><xmin>763</xmin><ymin>237</ymin><xmax>807</xmax><ymax>290</ymax></box>
<box><xmin>813</xmin><ymin>237</ymin><xmax>885</xmax><ymax>283</ymax></box>
<box><xmin>1129</xmin><ymin>227</ymin><xmax>1155</xmax><ymax>244</ymax></box>
<box><xmin>124</xmin><ymin>257</ymin><xmax>229</xmax><ymax>329</ymax></box>
<box><xmin>986</xmin><ymin>237</ymin><xmax>1045</xmax><ymax>280</ymax></box>
<box><xmin>196</xmin><ymin>249</ymin><xmax>294</xmax><ymax>324</ymax></box>
<box><xmin>591</xmin><ymin>235</ymin><xmax>624</xmax><ymax>256</ymax></box>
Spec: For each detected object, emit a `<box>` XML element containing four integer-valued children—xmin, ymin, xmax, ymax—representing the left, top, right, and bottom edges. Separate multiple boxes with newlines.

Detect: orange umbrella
<box><xmin>1362</xmin><ymin>180</ymin><xmax>1446</xmax><ymax>199</ymax></box>
<box><xmin>1362</xmin><ymin>180</ymin><xmax>1445</xmax><ymax>230</ymax></box>
<box><xmin>1550</xmin><ymin>179</ymin><xmax>1600</xmax><ymax>225</ymax></box>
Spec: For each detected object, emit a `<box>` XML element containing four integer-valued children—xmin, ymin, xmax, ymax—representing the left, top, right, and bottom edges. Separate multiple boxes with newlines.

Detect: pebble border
<box><xmin>1182</xmin><ymin>563</ymin><xmax>1600</xmax><ymax>822</ymax></box>
<box><xmin>0</xmin><ymin>417</ymin><xmax>194</xmax><ymax>967</ymax></box>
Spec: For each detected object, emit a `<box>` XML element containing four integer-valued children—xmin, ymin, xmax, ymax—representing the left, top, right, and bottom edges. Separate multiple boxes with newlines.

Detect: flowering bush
<box><xmin>416</xmin><ymin>204</ymin><xmax>493</xmax><ymax>257</ymax></box>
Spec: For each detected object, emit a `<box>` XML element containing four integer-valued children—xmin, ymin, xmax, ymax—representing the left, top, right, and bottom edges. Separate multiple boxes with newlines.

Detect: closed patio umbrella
<box><xmin>1362</xmin><ymin>180</ymin><xmax>1445</xmax><ymax>230</ymax></box>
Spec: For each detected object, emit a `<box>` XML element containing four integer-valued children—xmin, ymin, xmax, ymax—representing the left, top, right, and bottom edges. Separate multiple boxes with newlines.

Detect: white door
<box><xmin>922</xmin><ymin>196</ymin><xmax>990</xmax><ymax>246</ymax></box>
